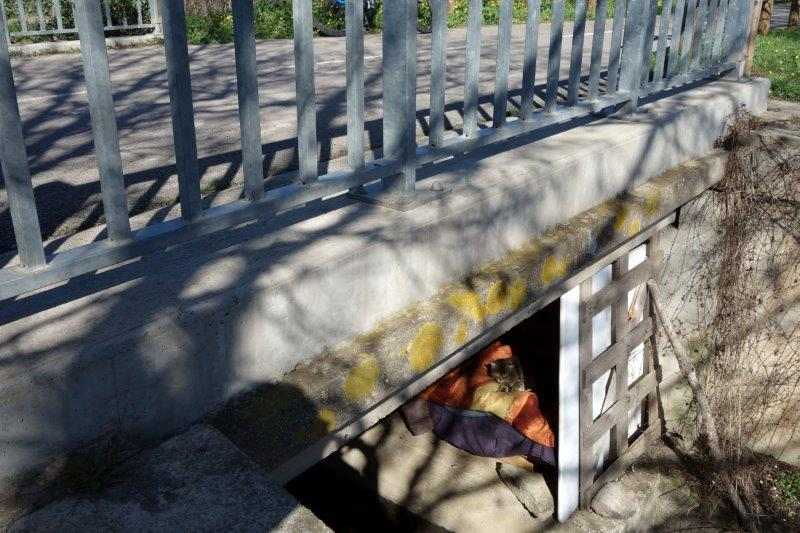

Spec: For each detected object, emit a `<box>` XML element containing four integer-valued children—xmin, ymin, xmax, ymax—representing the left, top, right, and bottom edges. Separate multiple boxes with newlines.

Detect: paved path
<box><xmin>1</xmin><ymin>22</ymin><xmax>610</xmax><ymax>252</ymax></box>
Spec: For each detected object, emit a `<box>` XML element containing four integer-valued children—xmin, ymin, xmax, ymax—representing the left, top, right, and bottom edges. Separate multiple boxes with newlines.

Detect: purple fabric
<box><xmin>428</xmin><ymin>402</ymin><xmax>556</xmax><ymax>466</ymax></box>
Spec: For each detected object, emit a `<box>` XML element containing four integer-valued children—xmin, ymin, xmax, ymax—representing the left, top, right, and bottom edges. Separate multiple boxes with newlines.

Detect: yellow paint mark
<box><xmin>407</xmin><ymin>322</ymin><xmax>443</xmax><ymax>372</ymax></box>
<box><xmin>454</xmin><ymin>320</ymin><xmax>469</xmax><ymax>345</ymax></box>
<box><xmin>344</xmin><ymin>355</ymin><xmax>380</xmax><ymax>402</ymax></box>
<box><xmin>540</xmin><ymin>255</ymin><xmax>568</xmax><ymax>286</ymax></box>
<box><xmin>485</xmin><ymin>278</ymin><xmax>528</xmax><ymax>315</ymax></box>
<box><xmin>643</xmin><ymin>191</ymin><xmax>661</xmax><ymax>215</ymax></box>
<box><xmin>613</xmin><ymin>206</ymin><xmax>642</xmax><ymax>237</ymax></box>
<box><xmin>447</xmin><ymin>289</ymin><xmax>485</xmax><ymax>324</ymax></box>
<box><xmin>311</xmin><ymin>408</ymin><xmax>338</xmax><ymax>437</ymax></box>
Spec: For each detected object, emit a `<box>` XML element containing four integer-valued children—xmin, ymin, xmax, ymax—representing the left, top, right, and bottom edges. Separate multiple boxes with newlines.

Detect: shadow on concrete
<box><xmin>0</xmin><ymin>18</ymin><xmax>764</xmax><ymax>531</ymax></box>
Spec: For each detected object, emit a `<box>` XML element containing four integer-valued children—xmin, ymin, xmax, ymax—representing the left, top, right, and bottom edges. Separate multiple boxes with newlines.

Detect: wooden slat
<box><xmin>158</xmin><ymin>0</ymin><xmax>202</xmax><ymax>220</ymax></box>
<box><xmin>232</xmin><ymin>0</ymin><xmax>264</xmax><ymax>201</ymax></box>
<box><xmin>583</xmin><ymin>423</ymin><xmax>660</xmax><ymax>504</ymax></box>
<box><xmin>585</xmin><ymin>259</ymin><xmax>653</xmax><ymax>317</ymax></box>
<box><xmin>585</xmin><ymin>372</ymin><xmax>657</xmax><ymax>445</ymax></box>
<box><xmin>611</xmin><ymin>255</ymin><xmax>631</xmax><ymax>460</ymax></box>
<box><xmin>520</xmin><ymin>0</ymin><xmax>541</xmax><ymax>120</ymax></box>
<box><xmin>587</xmin><ymin>0</ymin><xmax>608</xmax><ymax>100</ymax></box>
<box><xmin>578</xmin><ymin>278</ymin><xmax>596</xmax><ymax>504</ymax></box>
<box><xmin>545</xmin><ymin>0</ymin><xmax>565</xmax><ymax>112</ymax></box>
<box><xmin>0</xmin><ymin>6</ymin><xmax>45</xmax><ymax>267</ymax></box>
<box><xmin>463</xmin><ymin>0</ymin><xmax>482</xmax><ymax>137</ymax></box>
<box><xmin>653</xmin><ymin>0</ymin><xmax>674</xmax><ymax>83</ymax></box>
<box><xmin>585</xmin><ymin>317</ymin><xmax>654</xmax><ymax>386</ymax></box>
<box><xmin>567</xmin><ymin>0</ymin><xmax>588</xmax><ymax>105</ymax></box>
<box><xmin>292</xmin><ymin>0</ymin><xmax>318</xmax><ymax>184</ymax></box>
<box><xmin>429</xmin><ymin>0</ymin><xmax>447</xmax><ymax>146</ymax></box>
<box><xmin>605</xmin><ymin>0</ymin><xmax>627</xmax><ymax>93</ymax></box>
<box><xmin>75</xmin><ymin>0</ymin><xmax>131</xmax><ymax>240</ymax></box>
<box><xmin>492</xmin><ymin>0</ymin><xmax>513</xmax><ymax>127</ymax></box>
<box><xmin>136</xmin><ymin>0</ymin><xmax>143</xmax><ymax>27</ymax></box>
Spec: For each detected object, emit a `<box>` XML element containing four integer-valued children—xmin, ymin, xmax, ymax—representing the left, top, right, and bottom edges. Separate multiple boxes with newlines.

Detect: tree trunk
<box><xmin>790</xmin><ymin>0</ymin><xmax>800</xmax><ymax>27</ymax></box>
<box><xmin>758</xmin><ymin>0</ymin><xmax>773</xmax><ymax>35</ymax></box>
<box><xmin>744</xmin><ymin>0</ymin><xmax>764</xmax><ymax>76</ymax></box>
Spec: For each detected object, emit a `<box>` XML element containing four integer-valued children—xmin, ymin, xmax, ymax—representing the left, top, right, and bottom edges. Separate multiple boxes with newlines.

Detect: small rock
<box><xmin>496</xmin><ymin>462</ymin><xmax>554</xmax><ymax>518</ymax></box>
<box><xmin>591</xmin><ymin>481</ymin><xmax>637</xmax><ymax>520</ymax></box>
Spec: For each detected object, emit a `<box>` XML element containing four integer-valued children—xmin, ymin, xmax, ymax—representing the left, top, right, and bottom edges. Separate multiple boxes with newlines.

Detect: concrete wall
<box><xmin>0</xmin><ymin>78</ymin><xmax>768</xmax><ymax>501</ymax></box>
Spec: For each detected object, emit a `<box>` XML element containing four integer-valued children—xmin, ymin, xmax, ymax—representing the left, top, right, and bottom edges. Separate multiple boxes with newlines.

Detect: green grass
<box><xmin>776</xmin><ymin>470</ymin><xmax>800</xmax><ymax>506</ymax></box>
<box><xmin>753</xmin><ymin>28</ymin><xmax>800</xmax><ymax>102</ymax></box>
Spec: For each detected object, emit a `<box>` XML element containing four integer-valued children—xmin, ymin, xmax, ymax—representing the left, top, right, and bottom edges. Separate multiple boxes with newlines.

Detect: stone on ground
<box><xmin>496</xmin><ymin>462</ymin><xmax>554</xmax><ymax>517</ymax></box>
<box><xmin>591</xmin><ymin>481</ymin><xmax>639</xmax><ymax>519</ymax></box>
<box><xmin>9</xmin><ymin>425</ymin><xmax>328</xmax><ymax>532</ymax></box>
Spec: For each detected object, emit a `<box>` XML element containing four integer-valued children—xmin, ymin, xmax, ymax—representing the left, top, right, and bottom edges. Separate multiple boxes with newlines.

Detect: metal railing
<box><xmin>0</xmin><ymin>0</ymin><xmax>752</xmax><ymax>301</ymax></box>
<box><xmin>1</xmin><ymin>0</ymin><xmax>161</xmax><ymax>42</ymax></box>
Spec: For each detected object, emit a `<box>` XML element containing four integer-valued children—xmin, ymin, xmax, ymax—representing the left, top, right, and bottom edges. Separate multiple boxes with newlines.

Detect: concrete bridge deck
<box><xmin>0</xmin><ymin>75</ymin><xmax>768</xmax><ymax>528</ymax></box>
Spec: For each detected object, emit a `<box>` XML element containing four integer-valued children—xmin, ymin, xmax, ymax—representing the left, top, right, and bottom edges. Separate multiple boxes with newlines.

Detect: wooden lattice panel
<box><xmin>577</xmin><ymin>233</ymin><xmax>662</xmax><ymax>506</ymax></box>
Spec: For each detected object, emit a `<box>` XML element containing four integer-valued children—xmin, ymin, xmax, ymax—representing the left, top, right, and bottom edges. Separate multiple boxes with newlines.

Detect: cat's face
<box><xmin>487</xmin><ymin>358</ymin><xmax>525</xmax><ymax>391</ymax></box>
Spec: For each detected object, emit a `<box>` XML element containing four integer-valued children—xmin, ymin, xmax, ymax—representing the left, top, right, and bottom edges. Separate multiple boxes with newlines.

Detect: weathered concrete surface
<box><xmin>0</xmin><ymin>78</ymin><xmax>768</xmax><ymax>517</ymax></box>
<box><xmin>6</xmin><ymin>424</ymin><xmax>328</xmax><ymax>532</ymax></box>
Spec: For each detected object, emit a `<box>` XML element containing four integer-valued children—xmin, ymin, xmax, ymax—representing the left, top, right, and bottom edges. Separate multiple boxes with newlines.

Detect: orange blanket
<box><xmin>420</xmin><ymin>341</ymin><xmax>555</xmax><ymax>448</ymax></box>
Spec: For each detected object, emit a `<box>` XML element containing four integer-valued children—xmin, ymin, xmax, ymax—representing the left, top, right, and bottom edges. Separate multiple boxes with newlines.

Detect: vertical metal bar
<box><xmin>606</xmin><ymin>0</ymin><xmax>626</xmax><ymax>94</ymax></box>
<box><xmin>545</xmin><ymin>0</ymin><xmax>565</xmax><ymax>112</ymax></box>
<box><xmin>383</xmin><ymin>0</ymin><xmax>404</xmax><ymax>157</ymax></box>
<box><xmin>587</xmin><ymin>0</ymin><xmax>608</xmax><ymax>100</ymax></box>
<box><xmin>639</xmin><ymin>0</ymin><xmax>658</xmax><ymax>87</ymax></box>
<box><xmin>653</xmin><ymin>0</ymin><xmax>673</xmax><ymax>83</ymax></box>
<box><xmin>74</xmin><ymin>0</ymin><xmax>131</xmax><ymax>240</ymax></box>
<box><xmin>0</xmin><ymin>7</ymin><xmax>45</xmax><ymax>267</ymax></box>
<box><xmin>292</xmin><ymin>0</ymin><xmax>318</xmax><ymax>183</ymax></box>
<box><xmin>1</xmin><ymin>0</ymin><xmax>9</xmax><ymax>44</ymax></box>
<box><xmin>158</xmin><ymin>0</ymin><xmax>202</xmax><ymax>220</ymax></box>
<box><xmin>148</xmin><ymin>0</ymin><xmax>162</xmax><ymax>36</ymax></box>
<box><xmin>429</xmin><ymin>0</ymin><xmax>447</xmax><ymax>146</ymax></box>
<box><xmin>690</xmin><ymin>0</ymin><xmax>707</xmax><ymax>72</ymax></box>
<box><xmin>34</xmin><ymin>0</ymin><xmax>45</xmax><ymax>31</ymax></box>
<box><xmin>679</xmin><ymin>0</ymin><xmax>696</xmax><ymax>76</ymax></box>
<box><xmin>54</xmin><ymin>0</ymin><xmax>63</xmax><ymax>31</ymax></box>
<box><xmin>618</xmin><ymin>0</ymin><xmax>647</xmax><ymax>103</ymax></box>
<box><xmin>711</xmin><ymin>0</ymin><xmax>729</xmax><ymax>65</ymax></box>
<box><xmin>136</xmin><ymin>0</ymin><xmax>143</xmax><ymax>27</ymax></box>
<box><xmin>567</xmin><ymin>0</ymin><xmax>588</xmax><ymax>105</ymax></box>
<box><xmin>15</xmin><ymin>0</ymin><xmax>26</xmax><ymax>33</ymax></box>
<box><xmin>232</xmin><ymin>0</ymin><xmax>263</xmax><ymax>201</ymax></box>
<box><xmin>492</xmin><ymin>0</ymin><xmax>513</xmax><ymax>127</ymax></box>
<box><xmin>463</xmin><ymin>0</ymin><xmax>481</xmax><ymax>138</ymax></box>
<box><xmin>667</xmin><ymin>0</ymin><xmax>686</xmax><ymax>78</ymax></box>
<box><xmin>520</xmin><ymin>0</ymin><xmax>541</xmax><ymax>120</ymax></box>
<box><xmin>346</xmin><ymin>0</ymin><xmax>365</xmax><ymax>165</ymax></box>
<box><xmin>102</xmin><ymin>0</ymin><xmax>112</xmax><ymax>28</ymax></box>
<box><xmin>401</xmin><ymin>0</ymin><xmax>417</xmax><ymax>191</ymax></box>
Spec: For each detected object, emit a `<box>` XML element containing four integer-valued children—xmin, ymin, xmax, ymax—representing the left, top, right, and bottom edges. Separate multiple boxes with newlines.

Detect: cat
<box><xmin>487</xmin><ymin>357</ymin><xmax>526</xmax><ymax>393</ymax></box>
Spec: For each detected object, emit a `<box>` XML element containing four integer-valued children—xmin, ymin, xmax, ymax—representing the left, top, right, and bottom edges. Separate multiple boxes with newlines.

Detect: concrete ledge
<box><xmin>0</xmin><ymin>78</ymin><xmax>769</xmax><ymax>506</ymax></box>
<box><xmin>9</xmin><ymin>34</ymin><xmax>162</xmax><ymax>57</ymax></box>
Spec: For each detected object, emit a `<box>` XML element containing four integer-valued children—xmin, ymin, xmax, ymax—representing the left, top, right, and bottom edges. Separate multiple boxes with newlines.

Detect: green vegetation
<box><xmin>184</xmin><ymin>0</ymin><xmax>619</xmax><ymax>45</ymax></box>
<box><xmin>777</xmin><ymin>470</ymin><xmax>800</xmax><ymax>505</ymax></box>
<box><xmin>753</xmin><ymin>28</ymin><xmax>800</xmax><ymax>102</ymax></box>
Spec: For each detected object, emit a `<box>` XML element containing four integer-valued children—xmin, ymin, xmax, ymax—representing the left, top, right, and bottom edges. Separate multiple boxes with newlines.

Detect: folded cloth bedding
<box><xmin>418</xmin><ymin>341</ymin><xmax>556</xmax><ymax>463</ymax></box>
